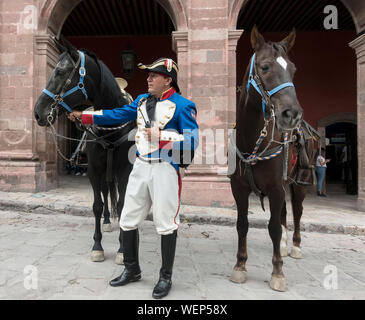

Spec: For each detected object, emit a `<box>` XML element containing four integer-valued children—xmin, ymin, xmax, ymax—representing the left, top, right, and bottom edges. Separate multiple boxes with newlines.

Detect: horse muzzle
<box><xmin>277</xmin><ymin>106</ymin><xmax>303</xmax><ymax>130</ymax></box>
<box><xmin>34</xmin><ymin>104</ymin><xmax>56</xmax><ymax>127</ymax></box>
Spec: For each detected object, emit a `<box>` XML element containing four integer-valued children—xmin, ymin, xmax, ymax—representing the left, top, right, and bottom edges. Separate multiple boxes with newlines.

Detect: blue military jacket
<box><xmin>82</xmin><ymin>88</ymin><xmax>199</xmax><ymax>171</ymax></box>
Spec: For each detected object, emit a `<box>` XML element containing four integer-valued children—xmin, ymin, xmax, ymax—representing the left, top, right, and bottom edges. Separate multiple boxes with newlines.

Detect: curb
<box><xmin>1</xmin><ymin>200</ymin><xmax>364</xmax><ymax>236</ymax></box>
<box><xmin>180</xmin><ymin>213</ymin><xmax>365</xmax><ymax>236</ymax></box>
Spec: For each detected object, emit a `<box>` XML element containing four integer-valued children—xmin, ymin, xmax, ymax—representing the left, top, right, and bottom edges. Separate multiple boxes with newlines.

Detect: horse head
<box><xmin>248</xmin><ymin>26</ymin><xmax>303</xmax><ymax>131</ymax></box>
<box><xmin>34</xmin><ymin>38</ymin><xmax>98</xmax><ymax>126</ymax></box>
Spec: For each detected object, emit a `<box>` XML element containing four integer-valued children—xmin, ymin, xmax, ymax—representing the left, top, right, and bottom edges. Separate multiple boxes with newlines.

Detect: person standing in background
<box><xmin>316</xmin><ymin>148</ymin><xmax>330</xmax><ymax>197</ymax></box>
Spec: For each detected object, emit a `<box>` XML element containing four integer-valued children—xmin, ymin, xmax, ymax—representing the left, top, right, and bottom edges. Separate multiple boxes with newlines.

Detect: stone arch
<box><xmin>228</xmin><ymin>0</ymin><xmax>246</xmax><ymax>30</ymax></box>
<box><xmin>228</xmin><ymin>0</ymin><xmax>361</xmax><ymax>32</ymax></box>
<box><xmin>158</xmin><ymin>0</ymin><xmax>188</xmax><ymax>31</ymax></box>
<box><xmin>38</xmin><ymin>0</ymin><xmax>81</xmax><ymax>36</ymax></box>
<box><xmin>340</xmin><ymin>0</ymin><xmax>364</xmax><ymax>34</ymax></box>
<box><xmin>38</xmin><ymin>0</ymin><xmax>187</xmax><ymax>37</ymax></box>
<box><xmin>318</xmin><ymin>112</ymin><xmax>357</xmax><ymax>128</ymax></box>
<box><xmin>317</xmin><ymin>112</ymin><xmax>357</xmax><ymax>157</ymax></box>
<box><xmin>37</xmin><ymin>0</ymin><xmax>188</xmax><ymax>91</ymax></box>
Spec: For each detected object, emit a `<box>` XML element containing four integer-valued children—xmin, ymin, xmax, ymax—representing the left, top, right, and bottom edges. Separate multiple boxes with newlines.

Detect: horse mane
<box><xmin>80</xmin><ymin>48</ymin><xmax>98</xmax><ymax>62</ymax></box>
<box><xmin>81</xmin><ymin>49</ymin><xmax>130</xmax><ymax>110</ymax></box>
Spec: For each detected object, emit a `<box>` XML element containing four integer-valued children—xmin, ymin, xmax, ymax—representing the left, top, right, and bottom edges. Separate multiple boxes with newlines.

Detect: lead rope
<box><xmin>47</xmin><ymin>118</ymin><xmax>81</xmax><ymax>162</ymax></box>
<box><xmin>46</xmin><ymin>116</ymin><xmax>129</xmax><ymax>162</ymax></box>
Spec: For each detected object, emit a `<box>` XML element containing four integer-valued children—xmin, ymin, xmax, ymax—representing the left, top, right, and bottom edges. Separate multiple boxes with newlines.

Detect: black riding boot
<box><xmin>109</xmin><ymin>229</ymin><xmax>141</xmax><ymax>287</ymax></box>
<box><xmin>152</xmin><ymin>230</ymin><xmax>177</xmax><ymax>299</ymax></box>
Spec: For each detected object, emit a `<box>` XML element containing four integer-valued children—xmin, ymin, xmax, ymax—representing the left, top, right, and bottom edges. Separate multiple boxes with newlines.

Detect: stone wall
<box><xmin>0</xmin><ymin>0</ymin><xmax>53</xmax><ymax>192</ymax></box>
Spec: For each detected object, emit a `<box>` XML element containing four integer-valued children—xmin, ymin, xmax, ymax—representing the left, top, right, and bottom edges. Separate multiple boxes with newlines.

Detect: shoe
<box><xmin>82</xmin><ymin>173</ymin><xmax>87</xmax><ymax>176</ymax></box>
<box><xmin>152</xmin><ymin>275</ymin><xmax>171</xmax><ymax>299</ymax></box>
<box><xmin>320</xmin><ymin>193</ymin><xmax>327</xmax><ymax>197</ymax></box>
<box><xmin>317</xmin><ymin>191</ymin><xmax>321</xmax><ymax>196</ymax></box>
<box><xmin>109</xmin><ymin>269</ymin><xmax>141</xmax><ymax>287</ymax></box>
<box><xmin>152</xmin><ymin>230</ymin><xmax>177</xmax><ymax>299</ymax></box>
<box><xmin>109</xmin><ymin>229</ymin><xmax>141</xmax><ymax>287</ymax></box>
<box><xmin>75</xmin><ymin>172</ymin><xmax>81</xmax><ymax>176</ymax></box>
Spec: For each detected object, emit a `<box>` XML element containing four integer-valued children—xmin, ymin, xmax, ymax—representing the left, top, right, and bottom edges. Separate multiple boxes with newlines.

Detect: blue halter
<box><xmin>42</xmin><ymin>50</ymin><xmax>88</xmax><ymax>113</ymax></box>
<box><xmin>246</xmin><ymin>53</ymin><xmax>294</xmax><ymax>117</ymax></box>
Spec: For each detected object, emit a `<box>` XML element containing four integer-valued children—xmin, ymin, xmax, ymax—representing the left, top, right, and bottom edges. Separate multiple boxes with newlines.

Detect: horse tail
<box><xmin>108</xmin><ymin>176</ymin><xmax>118</xmax><ymax>221</ymax></box>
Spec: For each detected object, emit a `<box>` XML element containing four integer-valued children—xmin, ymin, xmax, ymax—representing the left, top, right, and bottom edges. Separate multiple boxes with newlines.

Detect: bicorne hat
<box><xmin>138</xmin><ymin>58</ymin><xmax>180</xmax><ymax>93</ymax></box>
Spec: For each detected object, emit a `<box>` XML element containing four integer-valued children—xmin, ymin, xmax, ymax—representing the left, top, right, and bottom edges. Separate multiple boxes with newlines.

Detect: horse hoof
<box><xmin>91</xmin><ymin>250</ymin><xmax>105</xmax><ymax>262</ymax></box>
<box><xmin>230</xmin><ymin>269</ymin><xmax>247</xmax><ymax>283</ymax></box>
<box><xmin>115</xmin><ymin>252</ymin><xmax>124</xmax><ymax>265</ymax></box>
<box><xmin>280</xmin><ymin>247</ymin><xmax>288</xmax><ymax>257</ymax></box>
<box><xmin>103</xmin><ymin>223</ymin><xmax>112</xmax><ymax>232</ymax></box>
<box><xmin>289</xmin><ymin>246</ymin><xmax>303</xmax><ymax>259</ymax></box>
<box><xmin>269</xmin><ymin>276</ymin><xmax>287</xmax><ymax>292</ymax></box>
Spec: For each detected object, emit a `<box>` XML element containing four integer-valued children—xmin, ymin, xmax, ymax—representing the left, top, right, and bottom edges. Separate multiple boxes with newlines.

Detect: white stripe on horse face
<box><xmin>276</xmin><ymin>56</ymin><xmax>288</xmax><ymax>70</ymax></box>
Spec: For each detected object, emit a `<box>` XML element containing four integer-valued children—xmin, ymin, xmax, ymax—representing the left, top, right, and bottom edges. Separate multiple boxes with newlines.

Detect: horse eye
<box><xmin>261</xmin><ymin>65</ymin><xmax>270</xmax><ymax>72</ymax></box>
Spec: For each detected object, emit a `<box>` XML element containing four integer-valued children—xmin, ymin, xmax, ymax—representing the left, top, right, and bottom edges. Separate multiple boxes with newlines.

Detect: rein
<box><xmin>46</xmin><ymin>117</ymin><xmax>130</xmax><ymax>161</ymax></box>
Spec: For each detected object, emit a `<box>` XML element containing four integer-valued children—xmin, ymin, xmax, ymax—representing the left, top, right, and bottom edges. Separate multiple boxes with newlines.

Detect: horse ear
<box><xmin>53</xmin><ymin>36</ymin><xmax>66</xmax><ymax>53</ymax></box>
<box><xmin>60</xmin><ymin>35</ymin><xmax>79</xmax><ymax>61</ymax></box>
<box><xmin>279</xmin><ymin>28</ymin><xmax>296</xmax><ymax>52</ymax></box>
<box><xmin>251</xmin><ymin>25</ymin><xmax>265</xmax><ymax>51</ymax></box>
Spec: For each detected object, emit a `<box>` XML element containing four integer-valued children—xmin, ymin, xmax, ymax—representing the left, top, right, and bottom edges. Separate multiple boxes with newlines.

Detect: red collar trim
<box><xmin>160</xmin><ymin>87</ymin><xmax>176</xmax><ymax>100</ymax></box>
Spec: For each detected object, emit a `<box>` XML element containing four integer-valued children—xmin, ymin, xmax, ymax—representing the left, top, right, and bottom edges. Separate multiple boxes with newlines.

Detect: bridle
<box><xmin>235</xmin><ymin>53</ymin><xmax>297</xmax><ymax>164</ymax></box>
<box><xmin>42</xmin><ymin>50</ymin><xmax>88</xmax><ymax>124</ymax></box>
<box><xmin>246</xmin><ymin>53</ymin><xmax>295</xmax><ymax>121</ymax></box>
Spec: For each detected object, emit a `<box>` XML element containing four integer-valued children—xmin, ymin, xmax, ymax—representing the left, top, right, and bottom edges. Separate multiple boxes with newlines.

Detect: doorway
<box><xmin>325</xmin><ymin>122</ymin><xmax>357</xmax><ymax>195</ymax></box>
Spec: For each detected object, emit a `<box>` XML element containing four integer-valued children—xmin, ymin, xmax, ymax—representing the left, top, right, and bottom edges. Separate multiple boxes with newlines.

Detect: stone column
<box><xmin>172</xmin><ymin>30</ymin><xmax>188</xmax><ymax>96</ymax></box>
<box><xmin>349</xmin><ymin>34</ymin><xmax>365</xmax><ymax>211</ymax></box>
<box><xmin>172</xmin><ymin>0</ymin><xmax>237</xmax><ymax>207</ymax></box>
<box><xmin>0</xmin><ymin>3</ymin><xmax>52</xmax><ymax>192</ymax></box>
<box><xmin>33</xmin><ymin>34</ymin><xmax>60</xmax><ymax>191</ymax></box>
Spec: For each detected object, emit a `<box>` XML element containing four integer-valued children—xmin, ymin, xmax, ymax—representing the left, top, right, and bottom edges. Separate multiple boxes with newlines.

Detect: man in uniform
<box><xmin>68</xmin><ymin>58</ymin><xmax>199</xmax><ymax>299</ymax></box>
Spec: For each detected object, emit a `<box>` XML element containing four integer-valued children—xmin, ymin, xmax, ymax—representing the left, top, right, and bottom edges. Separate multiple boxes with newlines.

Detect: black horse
<box><xmin>229</xmin><ymin>26</ymin><xmax>316</xmax><ymax>292</ymax></box>
<box><xmin>34</xmin><ymin>38</ymin><xmax>136</xmax><ymax>264</ymax></box>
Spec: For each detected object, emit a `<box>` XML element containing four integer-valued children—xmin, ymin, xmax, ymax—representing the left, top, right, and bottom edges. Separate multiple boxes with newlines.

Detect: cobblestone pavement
<box><xmin>0</xmin><ymin>210</ymin><xmax>364</xmax><ymax>300</ymax></box>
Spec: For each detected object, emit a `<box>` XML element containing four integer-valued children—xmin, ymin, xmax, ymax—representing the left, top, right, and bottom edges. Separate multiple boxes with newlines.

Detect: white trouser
<box><xmin>120</xmin><ymin>157</ymin><xmax>181</xmax><ymax>235</ymax></box>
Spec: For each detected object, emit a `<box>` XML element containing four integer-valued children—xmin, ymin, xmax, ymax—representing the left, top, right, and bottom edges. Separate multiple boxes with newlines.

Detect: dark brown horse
<box><xmin>229</xmin><ymin>26</ymin><xmax>317</xmax><ymax>292</ymax></box>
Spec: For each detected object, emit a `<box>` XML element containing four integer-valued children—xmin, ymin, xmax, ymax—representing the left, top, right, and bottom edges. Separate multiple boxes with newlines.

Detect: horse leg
<box><xmin>280</xmin><ymin>201</ymin><xmax>289</xmax><ymax>257</ymax></box>
<box><xmin>289</xmin><ymin>184</ymin><xmax>305</xmax><ymax>259</ymax></box>
<box><xmin>101</xmin><ymin>181</ymin><xmax>112</xmax><ymax>232</ymax></box>
<box><xmin>268</xmin><ymin>190</ymin><xmax>287</xmax><ymax>292</ymax></box>
<box><xmin>115</xmin><ymin>164</ymin><xmax>133</xmax><ymax>265</ymax></box>
<box><xmin>91</xmin><ymin>187</ymin><xmax>105</xmax><ymax>262</ymax></box>
<box><xmin>230</xmin><ymin>179</ymin><xmax>250</xmax><ymax>283</ymax></box>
